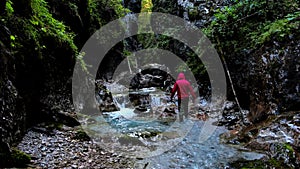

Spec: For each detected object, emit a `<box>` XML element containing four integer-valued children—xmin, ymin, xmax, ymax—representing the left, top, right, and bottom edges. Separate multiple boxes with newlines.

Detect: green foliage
<box><xmin>257</xmin><ymin>16</ymin><xmax>300</xmax><ymax>44</ymax></box>
<box><xmin>30</xmin><ymin>0</ymin><xmax>77</xmax><ymax>52</ymax></box>
<box><xmin>10</xmin><ymin>35</ymin><xmax>16</xmax><ymax>47</ymax></box>
<box><xmin>1</xmin><ymin>0</ymin><xmax>78</xmax><ymax>60</ymax></box>
<box><xmin>141</xmin><ymin>0</ymin><xmax>153</xmax><ymax>12</ymax></box>
<box><xmin>108</xmin><ymin>0</ymin><xmax>130</xmax><ymax>17</ymax></box>
<box><xmin>138</xmin><ymin>33</ymin><xmax>155</xmax><ymax>48</ymax></box>
<box><xmin>76</xmin><ymin>52</ymin><xmax>91</xmax><ymax>74</ymax></box>
<box><xmin>88</xmin><ymin>0</ymin><xmax>105</xmax><ymax>28</ymax></box>
<box><xmin>5</xmin><ymin>0</ymin><xmax>14</xmax><ymax>15</ymax></box>
<box><xmin>87</xmin><ymin>0</ymin><xmax>130</xmax><ymax>29</ymax></box>
<box><xmin>123</xmin><ymin>49</ymin><xmax>132</xmax><ymax>57</ymax></box>
<box><xmin>1</xmin><ymin>0</ymin><xmax>78</xmax><ymax>59</ymax></box>
<box><xmin>176</xmin><ymin>64</ymin><xmax>189</xmax><ymax>73</ymax></box>
<box><xmin>204</xmin><ymin>0</ymin><xmax>300</xmax><ymax>54</ymax></box>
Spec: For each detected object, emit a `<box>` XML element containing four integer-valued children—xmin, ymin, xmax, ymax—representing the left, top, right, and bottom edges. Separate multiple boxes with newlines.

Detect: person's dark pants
<box><xmin>178</xmin><ymin>97</ymin><xmax>189</xmax><ymax>122</ymax></box>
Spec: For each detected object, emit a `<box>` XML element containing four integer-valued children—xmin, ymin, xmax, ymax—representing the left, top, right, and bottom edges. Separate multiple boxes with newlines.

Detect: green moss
<box><xmin>73</xmin><ymin>129</ymin><xmax>91</xmax><ymax>141</ymax></box>
<box><xmin>188</xmin><ymin>7</ymin><xmax>199</xmax><ymax>21</ymax></box>
<box><xmin>281</xmin><ymin>143</ymin><xmax>295</xmax><ymax>159</ymax></box>
<box><xmin>0</xmin><ymin>145</ymin><xmax>32</xmax><ymax>167</ymax></box>
<box><xmin>11</xmin><ymin>148</ymin><xmax>31</xmax><ymax>167</ymax></box>
<box><xmin>230</xmin><ymin>158</ymin><xmax>288</xmax><ymax>169</ymax></box>
<box><xmin>45</xmin><ymin>122</ymin><xmax>64</xmax><ymax>130</ymax></box>
<box><xmin>283</xmin><ymin>143</ymin><xmax>293</xmax><ymax>152</ymax></box>
<box><xmin>268</xmin><ymin>158</ymin><xmax>281</xmax><ymax>167</ymax></box>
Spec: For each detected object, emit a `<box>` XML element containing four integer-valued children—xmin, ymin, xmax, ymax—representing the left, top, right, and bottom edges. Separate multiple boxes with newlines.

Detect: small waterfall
<box><xmin>150</xmin><ymin>94</ymin><xmax>161</xmax><ymax>107</ymax></box>
<box><xmin>178</xmin><ymin>0</ymin><xmax>194</xmax><ymax>8</ymax></box>
<box><xmin>113</xmin><ymin>95</ymin><xmax>126</xmax><ymax>108</ymax></box>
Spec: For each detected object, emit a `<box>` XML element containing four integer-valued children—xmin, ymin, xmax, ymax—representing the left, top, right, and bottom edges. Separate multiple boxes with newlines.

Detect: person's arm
<box><xmin>170</xmin><ymin>82</ymin><xmax>178</xmax><ymax>100</ymax></box>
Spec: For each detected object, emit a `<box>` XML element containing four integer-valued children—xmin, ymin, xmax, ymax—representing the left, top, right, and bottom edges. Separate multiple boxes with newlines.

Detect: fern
<box><xmin>30</xmin><ymin>0</ymin><xmax>77</xmax><ymax>52</ymax></box>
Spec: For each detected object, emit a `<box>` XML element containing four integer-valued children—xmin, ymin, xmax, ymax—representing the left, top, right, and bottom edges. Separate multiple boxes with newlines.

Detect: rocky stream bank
<box><xmin>15</xmin><ymin>105</ymin><xmax>300</xmax><ymax>168</ymax></box>
<box><xmin>17</xmin><ymin>124</ymin><xmax>133</xmax><ymax>168</ymax></box>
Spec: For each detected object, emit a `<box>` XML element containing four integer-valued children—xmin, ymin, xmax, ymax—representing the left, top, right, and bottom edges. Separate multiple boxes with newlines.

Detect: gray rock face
<box><xmin>0</xmin><ymin>80</ymin><xmax>25</xmax><ymax>145</ymax></box>
<box><xmin>248</xmin><ymin>39</ymin><xmax>300</xmax><ymax>116</ymax></box>
<box><xmin>96</xmin><ymin>81</ymin><xmax>120</xmax><ymax>112</ymax></box>
<box><xmin>0</xmin><ymin>24</ymin><xmax>26</xmax><ymax>161</ymax></box>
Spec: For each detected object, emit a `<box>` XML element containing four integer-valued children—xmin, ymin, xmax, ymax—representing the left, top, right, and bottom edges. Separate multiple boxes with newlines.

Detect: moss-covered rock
<box><xmin>11</xmin><ymin>148</ymin><xmax>32</xmax><ymax>167</ymax></box>
<box><xmin>230</xmin><ymin>143</ymin><xmax>299</xmax><ymax>169</ymax></box>
<box><xmin>0</xmin><ymin>145</ymin><xmax>31</xmax><ymax>168</ymax></box>
<box><xmin>72</xmin><ymin>128</ymin><xmax>91</xmax><ymax>141</ymax></box>
<box><xmin>230</xmin><ymin>157</ymin><xmax>294</xmax><ymax>169</ymax></box>
<box><xmin>118</xmin><ymin>135</ymin><xmax>145</xmax><ymax>146</ymax></box>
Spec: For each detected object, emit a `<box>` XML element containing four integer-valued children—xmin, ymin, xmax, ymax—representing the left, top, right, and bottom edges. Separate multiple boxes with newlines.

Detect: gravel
<box><xmin>17</xmin><ymin>125</ymin><xmax>134</xmax><ymax>168</ymax></box>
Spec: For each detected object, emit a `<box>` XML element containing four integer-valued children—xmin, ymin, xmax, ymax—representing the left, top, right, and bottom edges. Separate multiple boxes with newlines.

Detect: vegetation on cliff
<box><xmin>203</xmin><ymin>0</ymin><xmax>299</xmax><ymax>113</ymax></box>
<box><xmin>0</xmin><ymin>0</ymin><xmax>127</xmax><ymax>167</ymax></box>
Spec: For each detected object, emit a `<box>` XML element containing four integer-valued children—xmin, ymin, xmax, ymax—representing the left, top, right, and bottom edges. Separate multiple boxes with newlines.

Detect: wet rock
<box><xmin>134</xmin><ymin>105</ymin><xmax>148</xmax><ymax>112</ymax></box>
<box><xmin>53</xmin><ymin>111</ymin><xmax>80</xmax><ymax>127</ymax></box>
<box><xmin>218</xmin><ymin>101</ymin><xmax>247</xmax><ymax>128</ymax></box>
<box><xmin>72</xmin><ymin>129</ymin><xmax>91</xmax><ymax>141</ymax></box>
<box><xmin>123</xmin><ymin>0</ymin><xmax>141</xmax><ymax>13</ymax></box>
<box><xmin>124</xmin><ymin>65</ymin><xmax>169</xmax><ymax>89</ymax></box>
<box><xmin>252</xmin><ymin>112</ymin><xmax>300</xmax><ymax>146</ymax></box>
<box><xmin>178</xmin><ymin>0</ymin><xmax>234</xmax><ymax>27</ymax></box>
<box><xmin>129</xmin><ymin>90</ymin><xmax>151</xmax><ymax>107</ymax></box>
<box><xmin>96</xmin><ymin>85</ymin><xmax>120</xmax><ymax>112</ymax></box>
<box><xmin>232</xmin><ymin>142</ymin><xmax>299</xmax><ymax>168</ymax></box>
<box><xmin>131</xmin><ymin>73</ymin><xmax>165</xmax><ymax>89</ymax></box>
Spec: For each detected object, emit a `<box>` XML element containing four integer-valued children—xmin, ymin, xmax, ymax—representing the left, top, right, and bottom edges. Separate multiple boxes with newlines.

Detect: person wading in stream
<box><xmin>170</xmin><ymin>72</ymin><xmax>196</xmax><ymax>122</ymax></box>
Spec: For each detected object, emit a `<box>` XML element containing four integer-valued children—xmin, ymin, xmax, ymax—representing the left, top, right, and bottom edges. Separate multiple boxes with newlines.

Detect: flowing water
<box><xmin>135</xmin><ymin>121</ymin><xmax>265</xmax><ymax>169</ymax></box>
<box><xmin>80</xmin><ymin>87</ymin><xmax>266</xmax><ymax>168</ymax></box>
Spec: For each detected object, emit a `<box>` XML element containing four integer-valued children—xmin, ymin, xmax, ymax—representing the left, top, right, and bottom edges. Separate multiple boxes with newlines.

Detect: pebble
<box><xmin>17</xmin><ymin>128</ymin><xmax>134</xmax><ymax>168</ymax></box>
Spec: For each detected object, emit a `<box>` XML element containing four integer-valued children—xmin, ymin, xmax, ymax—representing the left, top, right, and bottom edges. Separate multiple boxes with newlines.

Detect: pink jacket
<box><xmin>171</xmin><ymin>73</ymin><xmax>196</xmax><ymax>100</ymax></box>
